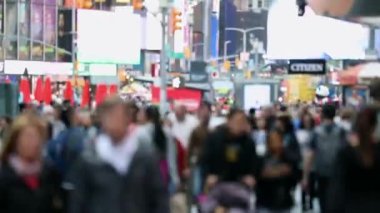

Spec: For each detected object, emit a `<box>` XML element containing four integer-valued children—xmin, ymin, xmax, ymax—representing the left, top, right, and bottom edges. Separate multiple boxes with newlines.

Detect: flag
<box><xmin>44</xmin><ymin>77</ymin><xmax>52</xmax><ymax>105</ymax></box>
<box><xmin>81</xmin><ymin>80</ymin><xmax>90</xmax><ymax>108</ymax></box>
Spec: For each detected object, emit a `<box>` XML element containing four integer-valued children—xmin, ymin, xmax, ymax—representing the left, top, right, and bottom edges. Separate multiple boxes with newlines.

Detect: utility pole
<box><xmin>202</xmin><ymin>0</ymin><xmax>209</xmax><ymax>61</ymax></box>
<box><xmin>72</xmin><ymin>0</ymin><xmax>77</xmax><ymax>76</ymax></box>
<box><xmin>160</xmin><ymin>7</ymin><xmax>168</xmax><ymax>115</ymax></box>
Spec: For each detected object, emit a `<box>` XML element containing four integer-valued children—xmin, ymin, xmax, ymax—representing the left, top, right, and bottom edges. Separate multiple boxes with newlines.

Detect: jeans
<box><xmin>191</xmin><ymin>166</ymin><xmax>202</xmax><ymax>197</ymax></box>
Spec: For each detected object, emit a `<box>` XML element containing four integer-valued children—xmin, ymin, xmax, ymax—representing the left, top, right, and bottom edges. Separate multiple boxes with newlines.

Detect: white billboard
<box><xmin>244</xmin><ymin>84</ymin><xmax>271</xmax><ymax>110</ymax></box>
<box><xmin>77</xmin><ymin>9</ymin><xmax>141</xmax><ymax>64</ymax></box>
<box><xmin>267</xmin><ymin>0</ymin><xmax>369</xmax><ymax>60</ymax></box>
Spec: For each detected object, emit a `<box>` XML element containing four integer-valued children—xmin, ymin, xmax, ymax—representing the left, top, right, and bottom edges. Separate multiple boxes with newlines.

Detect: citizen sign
<box><xmin>288</xmin><ymin>60</ymin><xmax>326</xmax><ymax>75</ymax></box>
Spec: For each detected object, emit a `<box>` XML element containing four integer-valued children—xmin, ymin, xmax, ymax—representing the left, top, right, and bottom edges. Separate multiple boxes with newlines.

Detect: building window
<box><xmin>5</xmin><ymin>0</ymin><xmax>18</xmax><ymax>60</ymax></box>
<box><xmin>18</xmin><ymin>0</ymin><xmax>31</xmax><ymax>60</ymax></box>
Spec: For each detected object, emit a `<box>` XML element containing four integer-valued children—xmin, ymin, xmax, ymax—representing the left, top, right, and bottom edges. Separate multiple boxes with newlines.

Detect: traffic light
<box><xmin>244</xmin><ymin>70</ymin><xmax>252</xmax><ymax>79</ymax></box>
<box><xmin>223</xmin><ymin>61</ymin><xmax>231</xmax><ymax>72</ymax></box>
<box><xmin>78</xmin><ymin>0</ymin><xmax>93</xmax><ymax>9</ymax></box>
<box><xmin>74</xmin><ymin>61</ymin><xmax>80</xmax><ymax>75</ymax></box>
<box><xmin>132</xmin><ymin>0</ymin><xmax>144</xmax><ymax>11</ymax></box>
<box><xmin>170</xmin><ymin>8</ymin><xmax>182</xmax><ymax>35</ymax></box>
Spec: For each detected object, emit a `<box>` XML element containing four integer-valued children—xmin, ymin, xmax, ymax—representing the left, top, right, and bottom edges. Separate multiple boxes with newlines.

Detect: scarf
<box><xmin>8</xmin><ymin>155</ymin><xmax>42</xmax><ymax>190</ymax></box>
<box><xmin>95</xmin><ymin>125</ymin><xmax>139</xmax><ymax>175</ymax></box>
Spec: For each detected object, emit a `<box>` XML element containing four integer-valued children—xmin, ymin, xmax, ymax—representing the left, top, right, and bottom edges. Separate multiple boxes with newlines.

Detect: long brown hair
<box><xmin>1</xmin><ymin>113</ymin><xmax>47</xmax><ymax>163</ymax></box>
<box><xmin>354</xmin><ymin>106</ymin><xmax>378</xmax><ymax>166</ymax></box>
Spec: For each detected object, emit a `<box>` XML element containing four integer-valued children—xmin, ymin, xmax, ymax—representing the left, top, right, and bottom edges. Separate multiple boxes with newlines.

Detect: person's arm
<box><xmin>200</xmin><ymin>132</ymin><xmax>219</xmax><ymax>191</ymax></box>
<box><xmin>166</xmin><ymin>132</ymin><xmax>179</xmax><ymax>189</ymax></box>
<box><xmin>67</xmin><ymin>159</ymin><xmax>88</xmax><ymax>213</ymax></box>
<box><xmin>145</xmin><ymin>150</ymin><xmax>170</xmax><ymax>213</ymax></box>
<box><xmin>0</xmin><ymin>175</ymin><xmax>7</xmax><ymax>212</ymax></box>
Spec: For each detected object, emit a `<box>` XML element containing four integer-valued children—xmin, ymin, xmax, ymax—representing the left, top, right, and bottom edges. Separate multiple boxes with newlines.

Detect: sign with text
<box><xmin>189</xmin><ymin>61</ymin><xmax>208</xmax><ymax>83</ymax></box>
<box><xmin>288</xmin><ymin>59</ymin><xmax>326</xmax><ymax>75</ymax></box>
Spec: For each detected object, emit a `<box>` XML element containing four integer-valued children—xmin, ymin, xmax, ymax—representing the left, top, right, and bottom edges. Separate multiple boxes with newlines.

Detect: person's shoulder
<box><xmin>0</xmin><ymin>164</ymin><xmax>16</xmax><ymax>181</ymax></box>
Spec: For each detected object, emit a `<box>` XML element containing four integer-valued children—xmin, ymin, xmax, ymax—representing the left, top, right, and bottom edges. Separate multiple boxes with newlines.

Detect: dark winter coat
<box><xmin>201</xmin><ymin>125</ymin><xmax>258</xmax><ymax>182</ymax></box>
<box><xmin>328</xmin><ymin>144</ymin><xmax>380</xmax><ymax>213</ymax></box>
<box><xmin>68</xmin><ymin>140</ymin><xmax>169</xmax><ymax>213</ymax></box>
<box><xmin>0</xmin><ymin>164</ymin><xmax>62</xmax><ymax>213</ymax></box>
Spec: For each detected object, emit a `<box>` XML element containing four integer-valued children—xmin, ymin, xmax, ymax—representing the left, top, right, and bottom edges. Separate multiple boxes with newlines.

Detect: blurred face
<box><xmin>175</xmin><ymin>106</ymin><xmax>187</xmax><ymax>122</ymax></box>
<box><xmin>257</xmin><ymin>117</ymin><xmax>266</xmax><ymax>130</ymax></box>
<box><xmin>268</xmin><ymin>132</ymin><xmax>283</xmax><ymax>154</ymax></box>
<box><xmin>0</xmin><ymin>118</ymin><xmax>7</xmax><ymax>128</ymax></box>
<box><xmin>228</xmin><ymin>112</ymin><xmax>249</xmax><ymax>136</ymax></box>
<box><xmin>198</xmin><ymin>105</ymin><xmax>211</xmax><ymax>123</ymax></box>
<box><xmin>80</xmin><ymin>113</ymin><xmax>92</xmax><ymax>127</ymax></box>
<box><xmin>302</xmin><ymin>114</ymin><xmax>313</xmax><ymax>129</ymax></box>
<box><xmin>275</xmin><ymin>120</ymin><xmax>284</xmax><ymax>132</ymax></box>
<box><xmin>16</xmin><ymin>126</ymin><xmax>43</xmax><ymax>162</ymax></box>
<box><xmin>101</xmin><ymin>105</ymin><xmax>128</xmax><ymax>143</ymax></box>
<box><xmin>137</xmin><ymin>109</ymin><xmax>148</xmax><ymax>124</ymax></box>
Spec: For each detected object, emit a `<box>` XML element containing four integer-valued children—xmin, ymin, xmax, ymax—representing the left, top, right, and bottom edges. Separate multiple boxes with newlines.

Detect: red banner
<box><xmin>151</xmin><ymin>86</ymin><xmax>202</xmax><ymax>111</ymax></box>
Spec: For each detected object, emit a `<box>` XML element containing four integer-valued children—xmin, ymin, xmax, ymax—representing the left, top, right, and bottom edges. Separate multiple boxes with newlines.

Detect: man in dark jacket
<box><xmin>201</xmin><ymin>109</ymin><xmax>258</xmax><ymax>190</ymax></box>
<box><xmin>68</xmin><ymin>97</ymin><xmax>169</xmax><ymax>213</ymax></box>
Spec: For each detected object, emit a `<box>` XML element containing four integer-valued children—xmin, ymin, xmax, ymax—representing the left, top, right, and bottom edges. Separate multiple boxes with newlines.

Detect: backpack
<box><xmin>47</xmin><ymin>128</ymin><xmax>84</xmax><ymax>177</ymax></box>
<box><xmin>314</xmin><ymin>125</ymin><xmax>345</xmax><ymax>177</ymax></box>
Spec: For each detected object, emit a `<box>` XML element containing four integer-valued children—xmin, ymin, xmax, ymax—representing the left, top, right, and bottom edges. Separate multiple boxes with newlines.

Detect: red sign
<box><xmin>151</xmin><ymin>86</ymin><xmax>202</xmax><ymax>111</ymax></box>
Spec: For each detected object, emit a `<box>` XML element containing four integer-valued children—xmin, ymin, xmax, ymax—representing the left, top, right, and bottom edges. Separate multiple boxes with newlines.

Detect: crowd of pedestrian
<box><xmin>1</xmin><ymin>81</ymin><xmax>380</xmax><ymax>213</ymax></box>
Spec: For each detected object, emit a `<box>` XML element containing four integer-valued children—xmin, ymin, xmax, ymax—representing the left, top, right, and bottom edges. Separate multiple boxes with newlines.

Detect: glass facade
<box><xmin>2</xmin><ymin>0</ymin><xmax>61</xmax><ymax>61</ymax></box>
<box><xmin>0</xmin><ymin>1</ymin><xmax>4</xmax><ymax>60</ymax></box>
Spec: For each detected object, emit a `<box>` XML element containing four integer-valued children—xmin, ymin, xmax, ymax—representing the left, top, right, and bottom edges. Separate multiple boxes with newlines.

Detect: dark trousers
<box><xmin>302</xmin><ymin>172</ymin><xmax>316</xmax><ymax>211</ymax></box>
<box><xmin>317</xmin><ymin>176</ymin><xmax>331</xmax><ymax>213</ymax></box>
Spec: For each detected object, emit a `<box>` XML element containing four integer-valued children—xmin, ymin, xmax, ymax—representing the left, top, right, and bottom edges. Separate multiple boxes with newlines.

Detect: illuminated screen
<box><xmin>267</xmin><ymin>0</ymin><xmax>369</xmax><ymax>60</ymax></box>
<box><xmin>244</xmin><ymin>84</ymin><xmax>271</xmax><ymax>110</ymax></box>
<box><xmin>77</xmin><ymin>9</ymin><xmax>141</xmax><ymax>64</ymax></box>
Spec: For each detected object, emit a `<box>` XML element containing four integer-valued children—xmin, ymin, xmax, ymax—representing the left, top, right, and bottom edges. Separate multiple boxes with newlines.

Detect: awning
<box><xmin>338</xmin><ymin>65</ymin><xmax>363</xmax><ymax>85</ymax></box>
<box><xmin>338</xmin><ymin>63</ymin><xmax>380</xmax><ymax>85</ymax></box>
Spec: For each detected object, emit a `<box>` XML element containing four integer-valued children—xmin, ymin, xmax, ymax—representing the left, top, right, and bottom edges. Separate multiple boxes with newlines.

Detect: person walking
<box><xmin>303</xmin><ymin>104</ymin><xmax>346</xmax><ymax>213</ymax></box>
<box><xmin>256</xmin><ymin>129</ymin><xmax>299</xmax><ymax>213</ymax></box>
<box><xmin>0</xmin><ymin>114</ymin><xmax>62</xmax><ymax>213</ymax></box>
<box><xmin>328</xmin><ymin>106</ymin><xmax>380</xmax><ymax>213</ymax></box>
<box><xmin>68</xmin><ymin>96</ymin><xmax>169</xmax><ymax>213</ymax></box>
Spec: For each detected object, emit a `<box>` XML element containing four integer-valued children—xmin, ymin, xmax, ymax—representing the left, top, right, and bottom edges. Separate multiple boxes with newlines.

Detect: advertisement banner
<box><xmin>31</xmin><ymin>0</ymin><xmax>44</xmax><ymax>59</ymax></box>
<box><xmin>77</xmin><ymin>9</ymin><xmax>141</xmax><ymax>64</ymax></box>
<box><xmin>19</xmin><ymin>1</ymin><xmax>31</xmax><ymax>60</ymax></box>
<box><xmin>173</xmin><ymin>0</ymin><xmax>185</xmax><ymax>58</ymax></box>
<box><xmin>189</xmin><ymin>61</ymin><xmax>208</xmax><ymax>83</ymax></box>
<box><xmin>5</xmin><ymin>0</ymin><xmax>17</xmax><ymax>59</ymax></box>
<box><xmin>45</xmin><ymin>0</ymin><xmax>57</xmax><ymax>60</ymax></box>
<box><xmin>288</xmin><ymin>59</ymin><xmax>326</xmax><ymax>75</ymax></box>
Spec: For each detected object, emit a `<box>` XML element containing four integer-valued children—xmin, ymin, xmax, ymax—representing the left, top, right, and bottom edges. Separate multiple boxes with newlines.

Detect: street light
<box><xmin>225</xmin><ymin>27</ymin><xmax>265</xmax><ymax>53</ymax></box>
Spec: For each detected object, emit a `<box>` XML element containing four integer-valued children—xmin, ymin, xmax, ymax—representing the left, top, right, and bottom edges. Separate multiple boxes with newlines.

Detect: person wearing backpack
<box><xmin>302</xmin><ymin>104</ymin><xmax>346</xmax><ymax>213</ymax></box>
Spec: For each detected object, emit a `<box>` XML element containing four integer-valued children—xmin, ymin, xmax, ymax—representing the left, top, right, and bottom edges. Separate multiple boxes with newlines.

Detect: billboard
<box><xmin>244</xmin><ymin>84</ymin><xmax>271</xmax><ymax>110</ymax></box>
<box><xmin>44</xmin><ymin>0</ymin><xmax>57</xmax><ymax>60</ymax></box>
<box><xmin>5</xmin><ymin>1</ymin><xmax>17</xmax><ymax>59</ymax></box>
<box><xmin>267</xmin><ymin>0</ymin><xmax>369</xmax><ymax>60</ymax></box>
<box><xmin>18</xmin><ymin>1</ymin><xmax>31</xmax><ymax>60</ymax></box>
<box><xmin>288</xmin><ymin>59</ymin><xmax>326</xmax><ymax>75</ymax></box>
<box><xmin>77</xmin><ymin>9</ymin><xmax>141</xmax><ymax>64</ymax></box>
<box><xmin>31</xmin><ymin>0</ymin><xmax>44</xmax><ymax>59</ymax></box>
<box><xmin>0</xmin><ymin>1</ymin><xmax>4</xmax><ymax>59</ymax></box>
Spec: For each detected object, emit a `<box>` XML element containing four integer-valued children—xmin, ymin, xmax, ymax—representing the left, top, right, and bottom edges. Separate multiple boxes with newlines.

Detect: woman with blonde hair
<box><xmin>0</xmin><ymin>114</ymin><xmax>61</xmax><ymax>213</ymax></box>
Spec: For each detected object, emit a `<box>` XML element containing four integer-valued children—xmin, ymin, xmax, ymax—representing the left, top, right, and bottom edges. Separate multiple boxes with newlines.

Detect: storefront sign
<box><xmin>288</xmin><ymin>59</ymin><xmax>326</xmax><ymax>75</ymax></box>
<box><xmin>189</xmin><ymin>61</ymin><xmax>209</xmax><ymax>83</ymax></box>
<box><xmin>4</xmin><ymin>60</ymin><xmax>72</xmax><ymax>75</ymax></box>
